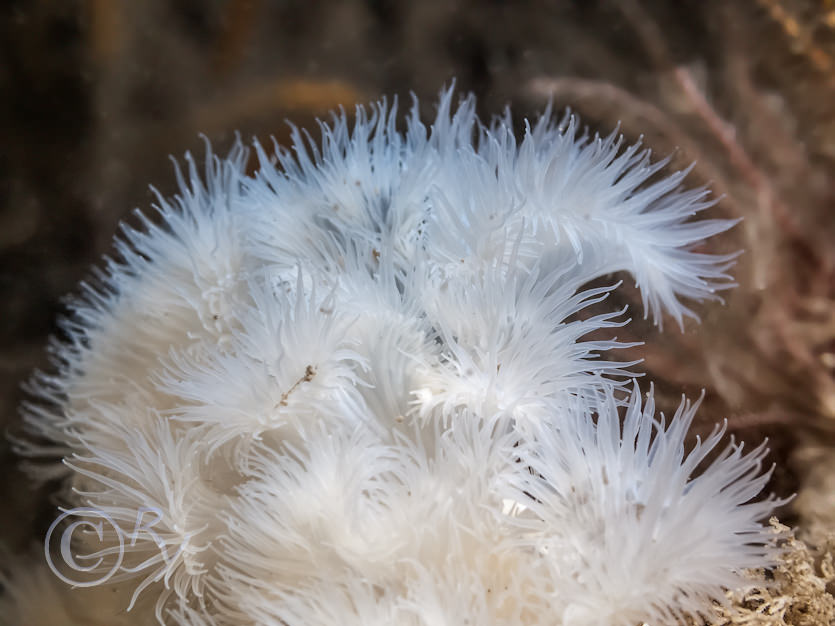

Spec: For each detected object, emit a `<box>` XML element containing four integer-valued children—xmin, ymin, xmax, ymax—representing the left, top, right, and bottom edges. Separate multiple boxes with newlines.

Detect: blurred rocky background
<box><xmin>1</xmin><ymin>0</ymin><xmax>834</xmax><ymax>592</ymax></box>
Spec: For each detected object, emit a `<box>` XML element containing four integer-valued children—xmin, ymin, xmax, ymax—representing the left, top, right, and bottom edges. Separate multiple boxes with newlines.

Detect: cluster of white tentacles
<box><xmin>9</xmin><ymin>88</ymin><xmax>783</xmax><ymax>626</ymax></box>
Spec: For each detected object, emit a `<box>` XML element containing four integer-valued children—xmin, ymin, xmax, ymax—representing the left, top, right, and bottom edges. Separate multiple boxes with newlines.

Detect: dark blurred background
<box><xmin>2</xmin><ymin>0</ymin><xmax>834</xmax><ymax>555</ymax></box>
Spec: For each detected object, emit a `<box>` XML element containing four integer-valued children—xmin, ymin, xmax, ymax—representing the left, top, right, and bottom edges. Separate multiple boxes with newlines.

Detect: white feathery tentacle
<box><xmin>9</xmin><ymin>86</ymin><xmax>781</xmax><ymax>626</ymax></box>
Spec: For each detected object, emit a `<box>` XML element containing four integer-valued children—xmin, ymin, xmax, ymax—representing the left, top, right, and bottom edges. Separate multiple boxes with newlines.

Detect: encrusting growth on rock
<box><xmin>702</xmin><ymin>519</ymin><xmax>835</xmax><ymax>626</ymax></box>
